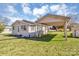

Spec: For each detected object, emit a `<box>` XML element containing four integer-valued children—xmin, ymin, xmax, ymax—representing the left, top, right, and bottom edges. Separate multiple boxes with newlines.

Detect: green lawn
<box><xmin>0</xmin><ymin>31</ymin><xmax>79</xmax><ymax>56</ymax></box>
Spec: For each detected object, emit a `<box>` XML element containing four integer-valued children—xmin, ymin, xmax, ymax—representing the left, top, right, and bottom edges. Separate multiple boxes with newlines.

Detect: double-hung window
<box><xmin>21</xmin><ymin>25</ymin><xmax>26</xmax><ymax>30</ymax></box>
<box><xmin>30</xmin><ymin>25</ymin><xmax>35</xmax><ymax>31</ymax></box>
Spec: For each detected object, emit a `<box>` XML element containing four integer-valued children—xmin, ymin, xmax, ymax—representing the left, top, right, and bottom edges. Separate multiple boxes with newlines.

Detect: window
<box><xmin>30</xmin><ymin>25</ymin><xmax>35</xmax><ymax>31</ymax></box>
<box><xmin>37</xmin><ymin>26</ymin><xmax>42</xmax><ymax>31</ymax></box>
<box><xmin>18</xmin><ymin>26</ymin><xmax>19</xmax><ymax>32</ymax></box>
<box><xmin>12</xmin><ymin>26</ymin><xmax>15</xmax><ymax>30</ymax></box>
<box><xmin>21</xmin><ymin>25</ymin><xmax>26</xmax><ymax>30</ymax></box>
<box><xmin>23</xmin><ymin>25</ymin><xmax>26</xmax><ymax>30</ymax></box>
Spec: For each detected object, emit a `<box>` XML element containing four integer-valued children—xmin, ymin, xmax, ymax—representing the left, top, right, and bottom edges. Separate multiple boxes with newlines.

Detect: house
<box><xmin>71</xmin><ymin>23</ymin><xmax>79</xmax><ymax>37</ymax></box>
<box><xmin>36</xmin><ymin>14</ymin><xmax>70</xmax><ymax>40</ymax></box>
<box><xmin>12</xmin><ymin>20</ymin><xmax>48</xmax><ymax>37</ymax></box>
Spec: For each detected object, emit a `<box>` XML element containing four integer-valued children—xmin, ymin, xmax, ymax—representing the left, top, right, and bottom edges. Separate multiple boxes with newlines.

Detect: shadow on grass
<box><xmin>52</xmin><ymin>40</ymin><xmax>65</xmax><ymax>41</ymax></box>
<box><xmin>25</xmin><ymin>34</ymin><xmax>57</xmax><ymax>42</ymax></box>
<box><xmin>63</xmin><ymin>35</ymin><xmax>73</xmax><ymax>38</ymax></box>
<box><xmin>3</xmin><ymin>34</ymin><xmax>57</xmax><ymax>42</ymax></box>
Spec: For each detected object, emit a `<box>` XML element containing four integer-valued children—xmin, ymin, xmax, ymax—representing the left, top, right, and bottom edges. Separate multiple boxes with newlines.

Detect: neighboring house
<box><xmin>12</xmin><ymin>20</ymin><xmax>48</xmax><ymax>37</ymax></box>
<box><xmin>48</xmin><ymin>26</ymin><xmax>57</xmax><ymax>31</ymax></box>
<box><xmin>36</xmin><ymin>14</ymin><xmax>70</xmax><ymax>40</ymax></box>
<box><xmin>71</xmin><ymin>23</ymin><xmax>79</xmax><ymax>37</ymax></box>
<box><xmin>2</xmin><ymin>26</ymin><xmax>12</xmax><ymax>33</ymax></box>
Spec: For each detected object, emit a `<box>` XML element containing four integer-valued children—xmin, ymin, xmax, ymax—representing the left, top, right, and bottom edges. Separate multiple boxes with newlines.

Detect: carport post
<box><xmin>64</xmin><ymin>21</ymin><xmax>67</xmax><ymax>40</ymax></box>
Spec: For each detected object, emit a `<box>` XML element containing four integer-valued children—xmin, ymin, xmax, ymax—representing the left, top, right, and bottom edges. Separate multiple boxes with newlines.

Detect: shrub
<box><xmin>0</xmin><ymin>22</ymin><xmax>5</xmax><ymax>33</ymax></box>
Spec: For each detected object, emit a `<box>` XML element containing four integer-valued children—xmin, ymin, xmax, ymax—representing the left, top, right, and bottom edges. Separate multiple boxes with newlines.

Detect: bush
<box><xmin>0</xmin><ymin>23</ymin><xmax>5</xmax><ymax>33</ymax></box>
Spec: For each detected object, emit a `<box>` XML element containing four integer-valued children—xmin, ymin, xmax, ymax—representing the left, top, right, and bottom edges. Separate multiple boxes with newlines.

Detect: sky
<box><xmin>0</xmin><ymin>3</ymin><xmax>79</xmax><ymax>25</ymax></box>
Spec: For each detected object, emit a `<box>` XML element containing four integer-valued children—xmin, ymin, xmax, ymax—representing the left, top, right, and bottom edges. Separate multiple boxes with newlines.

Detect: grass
<box><xmin>0</xmin><ymin>31</ymin><xmax>79</xmax><ymax>56</ymax></box>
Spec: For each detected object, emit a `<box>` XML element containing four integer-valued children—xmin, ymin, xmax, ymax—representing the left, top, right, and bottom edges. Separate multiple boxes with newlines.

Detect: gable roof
<box><xmin>22</xmin><ymin>20</ymin><xmax>35</xmax><ymax>24</ymax></box>
<box><xmin>12</xmin><ymin>20</ymin><xmax>45</xmax><ymax>26</ymax></box>
<box><xmin>36</xmin><ymin>14</ymin><xmax>70</xmax><ymax>23</ymax></box>
<box><xmin>35</xmin><ymin>14</ymin><xmax>70</xmax><ymax>26</ymax></box>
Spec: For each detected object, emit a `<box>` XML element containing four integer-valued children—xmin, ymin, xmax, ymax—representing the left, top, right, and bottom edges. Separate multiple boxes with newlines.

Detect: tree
<box><xmin>0</xmin><ymin>22</ymin><xmax>5</xmax><ymax>33</ymax></box>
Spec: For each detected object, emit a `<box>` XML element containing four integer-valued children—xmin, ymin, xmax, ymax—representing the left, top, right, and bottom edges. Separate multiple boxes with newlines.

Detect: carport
<box><xmin>36</xmin><ymin>14</ymin><xmax>70</xmax><ymax>40</ymax></box>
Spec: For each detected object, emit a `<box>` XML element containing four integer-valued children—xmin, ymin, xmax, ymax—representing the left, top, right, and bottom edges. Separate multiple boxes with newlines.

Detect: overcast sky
<box><xmin>0</xmin><ymin>3</ymin><xmax>79</xmax><ymax>24</ymax></box>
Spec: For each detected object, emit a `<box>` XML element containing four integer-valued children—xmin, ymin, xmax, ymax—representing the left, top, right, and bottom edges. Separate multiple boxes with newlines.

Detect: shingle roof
<box><xmin>12</xmin><ymin>20</ymin><xmax>45</xmax><ymax>26</ymax></box>
<box><xmin>36</xmin><ymin>14</ymin><xmax>70</xmax><ymax>23</ymax></box>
